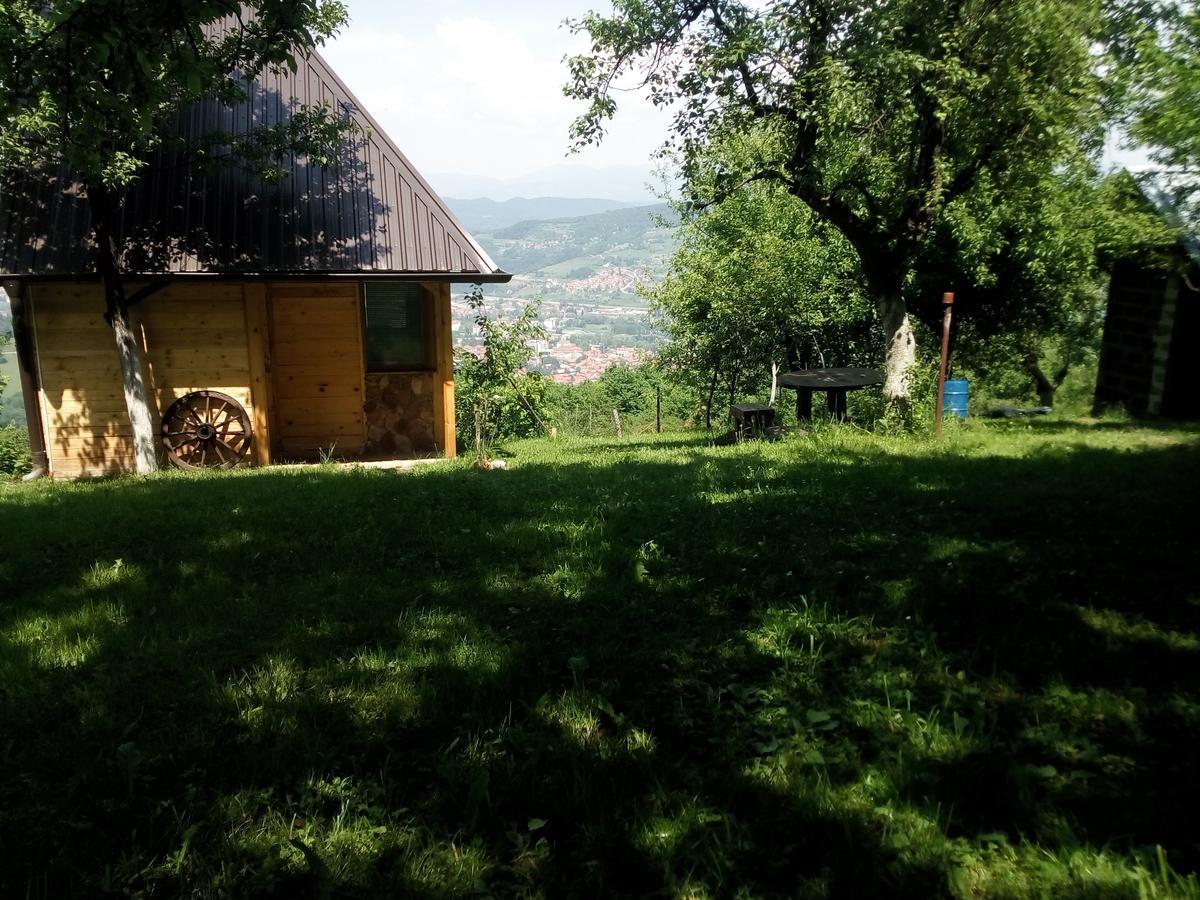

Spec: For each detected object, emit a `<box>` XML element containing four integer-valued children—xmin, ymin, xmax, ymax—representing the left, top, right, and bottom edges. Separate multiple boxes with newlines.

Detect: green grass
<box><xmin>2</xmin><ymin>419</ymin><xmax>1199</xmax><ymax>898</ymax></box>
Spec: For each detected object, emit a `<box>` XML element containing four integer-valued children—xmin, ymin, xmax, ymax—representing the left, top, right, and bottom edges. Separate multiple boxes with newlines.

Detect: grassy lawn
<box><xmin>2</xmin><ymin>419</ymin><xmax>1199</xmax><ymax>897</ymax></box>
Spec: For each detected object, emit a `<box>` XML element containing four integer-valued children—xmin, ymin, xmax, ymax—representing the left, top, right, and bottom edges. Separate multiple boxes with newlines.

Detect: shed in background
<box><xmin>1094</xmin><ymin>190</ymin><xmax>1200</xmax><ymax>419</ymax></box>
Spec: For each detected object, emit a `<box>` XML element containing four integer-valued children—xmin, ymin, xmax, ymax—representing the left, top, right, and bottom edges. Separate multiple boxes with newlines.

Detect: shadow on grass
<box><xmin>978</xmin><ymin>416</ymin><xmax>1200</xmax><ymax>436</ymax></box>
<box><xmin>0</xmin><ymin>430</ymin><xmax>1198</xmax><ymax>897</ymax></box>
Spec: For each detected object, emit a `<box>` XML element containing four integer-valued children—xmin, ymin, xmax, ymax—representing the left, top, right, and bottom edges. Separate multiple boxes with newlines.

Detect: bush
<box><xmin>453</xmin><ymin>289</ymin><xmax>550</xmax><ymax>458</ymax></box>
<box><xmin>0</xmin><ymin>424</ymin><xmax>31</xmax><ymax>478</ymax></box>
<box><xmin>545</xmin><ymin>360</ymin><xmax>700</xmax><ymax>437</ymax></box>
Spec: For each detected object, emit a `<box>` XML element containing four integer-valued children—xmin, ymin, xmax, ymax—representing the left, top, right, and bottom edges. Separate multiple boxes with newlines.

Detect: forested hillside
<box><xmin>445</xmin><ymin>197</ymin><xmax>645</xmax><ymax>232</ymax></box>
<box><xmin>466</xmin><ymin>203</ymin><xmax>678</xmax><ymax>307</ymax></box>
<box><xmin>0</xmin><ymin>295</ymin><xmax>23</xmax><ymax>426</ymax></box>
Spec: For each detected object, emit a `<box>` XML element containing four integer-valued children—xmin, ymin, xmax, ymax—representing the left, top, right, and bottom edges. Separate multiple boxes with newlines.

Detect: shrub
<box><xmin>0</xmin><ymin>424</ymin><xmax>31</xmax><ymax>478</ymax></box>
<box><xmin>545</xmin><ymin>360</ymin><xmax>700</xmax><ymax>437</ymax></box>
<box><xmin>453</xmin><ymin>288</ymin><xmax>550</xmax><ymax>459</ymax></box>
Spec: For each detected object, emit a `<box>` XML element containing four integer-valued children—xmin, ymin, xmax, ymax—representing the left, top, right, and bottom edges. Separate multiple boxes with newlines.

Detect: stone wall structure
<box><xmin>363</xmin><ymin>373</ymin><xmax>437</xmax><ymax>457</ymax></box>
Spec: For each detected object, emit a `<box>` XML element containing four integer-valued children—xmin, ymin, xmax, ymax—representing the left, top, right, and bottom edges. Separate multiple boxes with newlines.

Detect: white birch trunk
<box><xmin>91</xmin><ymin>184</ymin><xmax>158</xmax><ymax>474</ymax></box>
<box><xmin>878</xmin><ymin>293</ymin><xmax>917</xmax><ymax>409</ymax></box>
<box><xmin>769</xmin><ymin>360</ymin><xmax>778</xmax><ymax>406</ymax></box>
<box><xmin>110</xmin><ymin>301</ymin><xmax>157</xmax><ymax>473</ymax></box>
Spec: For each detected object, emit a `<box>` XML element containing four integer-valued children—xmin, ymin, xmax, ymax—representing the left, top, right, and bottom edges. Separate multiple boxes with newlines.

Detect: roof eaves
<box><xmin>0</xmin><ymin>269</ymin><xmax>514</xmax><ymax>283</ymax></box>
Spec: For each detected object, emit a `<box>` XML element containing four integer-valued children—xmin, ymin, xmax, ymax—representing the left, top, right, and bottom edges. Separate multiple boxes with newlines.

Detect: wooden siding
<box><xmin>29</xmin><ymin>278</ymin><xmax>446</xmax><ymax>476</ymax></box>
<box><xmin>268</xmin><ymin>284</ymin><xmax>366</xmax><ymax>459</ymax></box>
<box><xmin>243</xmin><ymin>284</ymin><xmax>274</xmax><ymax>466</ymax></box>
<box><xmin>429</xmin><ymin>282</ymin><xmax>457</xmax><ymax>458</ymax></box>
<box><xmin>32</xmin><ymin>282</ymin><xmax>256</xmax><ymax>478</ymax></box>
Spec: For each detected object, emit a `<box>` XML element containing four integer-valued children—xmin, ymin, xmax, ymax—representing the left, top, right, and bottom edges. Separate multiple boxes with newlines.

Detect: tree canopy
<box><xmin>649</xmin><ymin>177</ymin><xmax>877</xmax><ymax>404</ymax></box>
<box><xmin>566</xmin><ymin>0</ymin><xmax>1130</xmax><ymax>409</ymax></box>
<box><xmin>0</xmin><ymin>1</ymin><xmax>350</xmax><ymax>189</ymax></box>
<box><xmin>1121</xmin><ymin>4</ymin><xmax>1200</xmax><ymax>225</ymax></box>
<box><xmin>454</xmin><ymin>290</ymin><xmax>550</xmax><ymax>454</ymax></box>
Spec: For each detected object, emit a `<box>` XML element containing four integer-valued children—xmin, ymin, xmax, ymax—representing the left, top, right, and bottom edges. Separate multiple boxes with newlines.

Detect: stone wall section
<box><xmin>363</xmin><ymin>373</ymin><xmax>436</xmax><ymax>457</ymax></box>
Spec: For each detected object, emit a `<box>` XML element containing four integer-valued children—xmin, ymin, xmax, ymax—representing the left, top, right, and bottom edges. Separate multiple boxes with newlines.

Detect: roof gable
<box><xmin>0</xmin><ymin>49</ymin><xmax>509</xmax><ymax>281</ymax></box>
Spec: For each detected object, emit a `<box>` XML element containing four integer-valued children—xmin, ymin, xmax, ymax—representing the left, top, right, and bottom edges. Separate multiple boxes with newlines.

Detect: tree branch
<box><xmin>707</xmin><ymin>2</ymin><xmax>766</xmax><ymax>116</ymax></box>
<box><xmin>690</xmin><ymin>168</ymin><xmax>795</xmax><ymax>211</ymax></box>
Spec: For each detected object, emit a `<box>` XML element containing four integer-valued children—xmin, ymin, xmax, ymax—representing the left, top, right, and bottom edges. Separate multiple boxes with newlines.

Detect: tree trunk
<box><xmin>877</xmin><ymin>291</ymin><xmax>917</xmax><ymax>411</ymax></box>
<box><xmin>705</xmin><ymin>366</ymin><xmax>719</xmax><ymax>429</ymax></box>
<box><xmin>90</xmin><ymin>185</ymin><xmax>158</xmax><ymax>474</ymax></box>
<box><xmin>1023</xmin><ymin>347</ymin><xmax>1066</xmax><ymax>408</ymax></box>
<box><xmin>784</xmin><ymin>335</ymin><xmax>801</xmax><ymax>370</ymax></box>
<box><xmin>503</xmin><ymin>373</ymin><xmax>546</xmax><ymax>433</ymax></box>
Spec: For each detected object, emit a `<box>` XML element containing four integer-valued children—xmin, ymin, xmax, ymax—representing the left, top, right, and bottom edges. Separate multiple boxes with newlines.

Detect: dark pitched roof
<box><xmin>0</xmin><ymin>48</ymin><xmax>509</xmax><ymax>281</ymax></box>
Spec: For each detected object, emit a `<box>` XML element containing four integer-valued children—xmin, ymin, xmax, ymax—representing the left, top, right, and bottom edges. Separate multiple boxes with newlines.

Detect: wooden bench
<box><xmin>730</xmin><ymin>403</ymin><xmax>776</xmax><ymax>440</ymax></box>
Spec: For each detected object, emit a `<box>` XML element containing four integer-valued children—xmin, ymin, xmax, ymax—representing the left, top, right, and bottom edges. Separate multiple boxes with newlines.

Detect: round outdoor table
<box><xmin>777</xmin><ymin>367</ymin><xmax>883</xmax><ymax>421</ymax></box>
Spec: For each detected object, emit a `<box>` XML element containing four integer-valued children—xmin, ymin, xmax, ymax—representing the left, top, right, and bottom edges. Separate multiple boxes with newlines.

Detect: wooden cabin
<box><xmin>0</xmin><ymin>49</ymin><xmax>509</xmax><ymax>478</ymax></box>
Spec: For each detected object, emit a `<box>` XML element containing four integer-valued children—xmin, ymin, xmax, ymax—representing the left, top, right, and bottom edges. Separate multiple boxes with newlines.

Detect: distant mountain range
<box><xmin>445</xmin><ymin>197</ymin><xmax>648</xmax><ymax>233</ymax></box>
<box><xmin>478</xmin><ymin>203</ymin><xmax>675</xmax><ymax>274</ymax></box>
<box><xmin>429</xmin><ymin>164</ymin><xmax>671</xmax><ymax>204</ymax></box>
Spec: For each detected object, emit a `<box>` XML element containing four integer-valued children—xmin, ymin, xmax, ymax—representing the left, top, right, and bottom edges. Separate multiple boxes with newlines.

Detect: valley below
<box><xmin>447</xmin><ymin>197</ymin><xmax>677</xmax><ymax>383</ymax></box>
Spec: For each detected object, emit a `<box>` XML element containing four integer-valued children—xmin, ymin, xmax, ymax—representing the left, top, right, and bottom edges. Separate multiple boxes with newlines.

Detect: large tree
<box><xmin>565</xmin><ymin>0</ymin><xmax>1118</xmax><ymax>411</ymax></box>
<box><xmin>0</xmin><ymin>1</ymin><xmax>350</xmax><ymax>472</ymax></box>
<box><xmin>649</xmin><ymin>177</ymin><xmax>877</xmax><ymax>420</ymax></box>
<box><xmin>1123</xmin><ymin>4</ymin><xmax>1200</xmax><ymax>225</ymax></box>
<box><xmin>920</xmin><ymin>161</ymin><xmax>1113</xmax><ymax>407</ymax></box>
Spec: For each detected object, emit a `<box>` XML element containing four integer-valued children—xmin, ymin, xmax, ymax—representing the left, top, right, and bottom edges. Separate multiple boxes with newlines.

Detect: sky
<box><xmin>321</xmin><ymin>1</ymin><xmax>1158</xmax><ymax>199</ymax></box>
<box><xmin>321</xmin><ymin>1</ymin><xmax>674</xmax><ymax>196</ymax></box>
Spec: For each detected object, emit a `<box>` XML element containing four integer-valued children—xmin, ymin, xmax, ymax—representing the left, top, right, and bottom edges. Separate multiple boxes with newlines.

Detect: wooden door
<box><xmin>268</xmin><ymin>284</ymin><xmax>367</xmax><ymax>459</ymax></box>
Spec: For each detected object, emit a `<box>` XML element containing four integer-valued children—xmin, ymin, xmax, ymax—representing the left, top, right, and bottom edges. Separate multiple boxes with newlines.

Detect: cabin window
<box><xmin>363</xmin><ymin>282</ymin><xmax>432</xmax><ymax>371</ymax></box>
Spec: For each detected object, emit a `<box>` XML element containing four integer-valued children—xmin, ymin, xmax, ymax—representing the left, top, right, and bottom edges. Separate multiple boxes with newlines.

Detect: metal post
<box><xmin>935</xmin><ymin>291</ymin><xmax>955</xmax><ymax>439</ymax></box>
<box><xmin>656</xmin><ymin>384</ymin><xmax>661</xmax><ymax>433</ymax></box>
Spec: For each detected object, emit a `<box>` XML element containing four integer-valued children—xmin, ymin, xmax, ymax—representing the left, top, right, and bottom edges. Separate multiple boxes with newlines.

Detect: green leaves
<box><xmin>0</xmin><ymin>1</ymin><xmax>352</xmax><ymax>189</ymax></box>
<box><xmin>1120</xmin><ymin>7</ymin><xmax>1200</xmax><ymax>227</ymax></box>
<box><xmin>565</xmin><ymin>0</ymin><xmax>1123</xmax><ymax>411</ymax></box>
<box><xmin>650</xmin><ymin>172</ymin><xmax>877</xmax><ymax>390</ymax></box>
<box><xmin>454</xmin><ymin>287</ymin><xmax>551</xmax><ymax>450</ymax></box>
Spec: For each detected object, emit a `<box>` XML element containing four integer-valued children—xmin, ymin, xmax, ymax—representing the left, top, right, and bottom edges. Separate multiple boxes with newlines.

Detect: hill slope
<box><xmin>445</xmin><ymin>197</ymin><xmax>646</xmax><ymax>232</ymax></box>
<box><xmin>468</xmin><ymin>203</ymin><xmax>678</xmax><ymax>307</ymax></box>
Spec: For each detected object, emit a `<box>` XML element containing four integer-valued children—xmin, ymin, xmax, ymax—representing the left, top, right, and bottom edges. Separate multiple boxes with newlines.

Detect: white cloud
<box><xmin>320</xmin><ymin>13</ymin><xmax>671</xmax><ymax>181</ymax></box>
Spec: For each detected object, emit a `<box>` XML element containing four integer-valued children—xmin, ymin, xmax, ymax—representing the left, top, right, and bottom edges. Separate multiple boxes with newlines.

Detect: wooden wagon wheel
<box><xmin>161</xmin><ymin>390</ymin><xmax>254</xmax><ymax>470</ymax></box>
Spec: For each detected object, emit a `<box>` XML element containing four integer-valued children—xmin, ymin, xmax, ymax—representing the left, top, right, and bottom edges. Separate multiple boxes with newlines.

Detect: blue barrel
<box><xmin>943</xmin><ymin>379</ymin><xmax>969</xmax><ymax>418</ymax></box>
